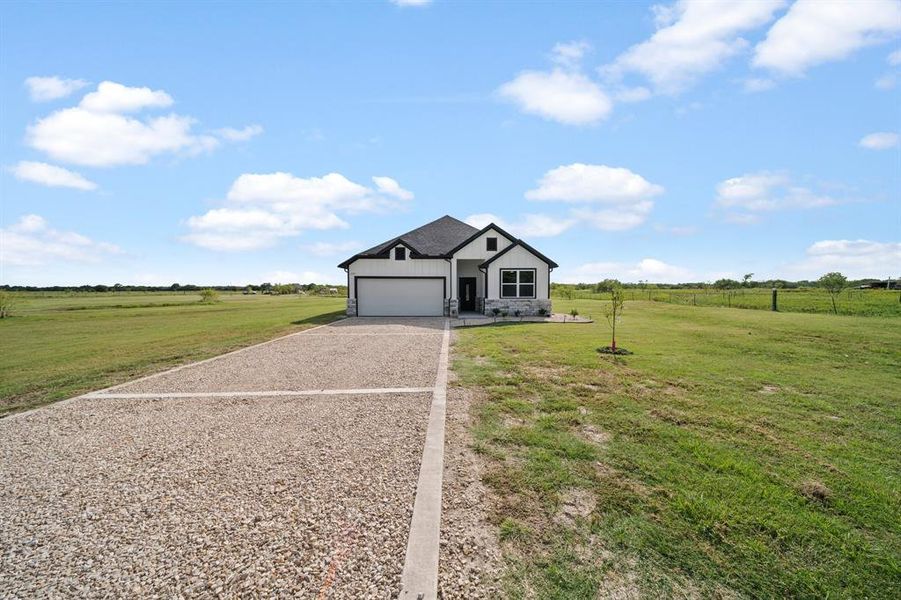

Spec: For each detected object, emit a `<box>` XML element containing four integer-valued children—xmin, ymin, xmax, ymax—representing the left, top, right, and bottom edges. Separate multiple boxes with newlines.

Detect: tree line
<box><xmin>0</xmin><ymin>282</ymin><xmax>347</xmax><ymax>294</ymax></box>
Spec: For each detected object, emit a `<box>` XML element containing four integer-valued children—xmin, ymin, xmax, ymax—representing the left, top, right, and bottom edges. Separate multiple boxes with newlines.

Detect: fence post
<box><xmin>771</xmin><ymin>288</ymin><xmax>778</xmax><ymax>311</ymax></box>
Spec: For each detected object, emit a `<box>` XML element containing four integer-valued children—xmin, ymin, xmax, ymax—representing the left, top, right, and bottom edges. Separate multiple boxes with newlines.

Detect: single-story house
<box><xmin>338</xmin><ymin>215</ymin><xmax>558</xmax><ymax>317</ymax></box>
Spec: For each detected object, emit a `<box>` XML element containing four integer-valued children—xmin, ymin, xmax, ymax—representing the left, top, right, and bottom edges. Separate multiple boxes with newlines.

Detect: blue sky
<box><xmin>1</xmin><ymin>0</ymin><xmax>899</xmax><ymax>286</ymax></box>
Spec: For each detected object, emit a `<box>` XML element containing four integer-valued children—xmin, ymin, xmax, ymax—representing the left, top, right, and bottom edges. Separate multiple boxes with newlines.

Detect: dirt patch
<box><xmin>799</xmin><ymin>480</ymin><xmax>832</xmax><ymax>504</ymax></box>
<box><xmin>553</xmin><ymin>489</ymin><xmax>596</xmax><ymax>527</ymax></box>
<box><xmin>581</xmin><ymin>424</ymin><xmax>610</xmax><ymax>446</ymax></box>
<box><xmin>439</xmin><ymin>385</ymin><xmax>503</xmax><ymax>598</ymax></box>
<box><xmin>759</xmin><ymin>385</ymin><xmax>780</xmax><ymax>395</ymax></box>
<box><xmin>523</xmin><ymin>365</ymin><xmax>568</xmax><ymax>380</ymax></box>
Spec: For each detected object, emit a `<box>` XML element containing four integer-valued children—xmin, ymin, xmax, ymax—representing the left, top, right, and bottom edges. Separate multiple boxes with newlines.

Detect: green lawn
<box><xmin>0</xmin><ymin>293</ymin><xmax>345</xmax><ymax>415</ymax></box>
<box><xmin>453</xmin><ymin>300</ymin><xmax>901</xmax><ymax>598</ymax></box>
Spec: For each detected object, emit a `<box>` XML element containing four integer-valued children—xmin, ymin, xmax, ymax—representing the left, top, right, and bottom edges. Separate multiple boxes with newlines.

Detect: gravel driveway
<box><xmin>0</xmin><ymin>317</ymin><xmax>448</xmax><ymax>598</ymax></box>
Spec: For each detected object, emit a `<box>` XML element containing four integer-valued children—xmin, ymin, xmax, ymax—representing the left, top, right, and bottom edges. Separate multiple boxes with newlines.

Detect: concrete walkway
<box><xmin>0</xmin><ymin>317</ymin><xmax>451</xmax><ymax>598</ymax></box>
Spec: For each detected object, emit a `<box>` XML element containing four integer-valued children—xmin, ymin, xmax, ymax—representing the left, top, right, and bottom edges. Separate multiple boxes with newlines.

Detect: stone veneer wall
<box><xmin>346</xmin><ymin>298</ymin><xmax>357</xmax><ymax>316</ymax></box>
<box><xmin>483</xmin><ymin>298</ymin><xmax>552</xmax><ymax>316</ymax></box>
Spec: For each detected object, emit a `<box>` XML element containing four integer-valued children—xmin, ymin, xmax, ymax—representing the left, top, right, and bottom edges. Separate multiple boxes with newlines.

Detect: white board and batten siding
<box><xmin>348</xmin><ymin>245</ymin><xmax>449</xmax><ymax>316</ymax></box>
<box><xmin>452</xmin><ymin>228</ymin><xmax>514</xmax><ymax>260</ymax></box>
<box><xmin>450</xmin><ymin>227</ymin><xmax>514</xmax><ymax>298</ymax></box>
<box><xmin>485</xmin><ymin>244</ymin><xmax>550</xmax><ymax>298</ymax></box>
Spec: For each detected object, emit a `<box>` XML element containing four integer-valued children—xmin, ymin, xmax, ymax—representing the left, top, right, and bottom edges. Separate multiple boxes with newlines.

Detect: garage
<box><xmin>356</xmin><ymin>277</ymin><xmax>445</xmax><ymax>317</ymax></box>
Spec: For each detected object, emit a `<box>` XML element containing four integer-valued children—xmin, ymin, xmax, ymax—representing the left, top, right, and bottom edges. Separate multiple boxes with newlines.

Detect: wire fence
<box><xmin>552</xmin><ymin>287</ymin><xmax>901</xmax><ymax>317</ymax></box>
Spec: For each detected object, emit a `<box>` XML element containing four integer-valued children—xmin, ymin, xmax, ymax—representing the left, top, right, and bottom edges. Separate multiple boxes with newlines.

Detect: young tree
<box><xmin>605</xmin><ymin>285</ymin><xmax>625</xmax><ymax>351</ymax></box>
<box><xmin>199</xmin><ymin>288</ymin><xmax>220</xmax><ymax>304</ymax></box>
<box><xmin>818</xmin><ymin>272</ymin><xmax>847</xmax><ymax>315</ymax></box>
<box><xmin>742</xmin><ymin>273</ymin><xmax>754</xmax><ymax>288</ymax></box>
<box><xmin>0</xmin><ymin>291</ymin><xmax>17</xmax><ymax>318</ymax></box>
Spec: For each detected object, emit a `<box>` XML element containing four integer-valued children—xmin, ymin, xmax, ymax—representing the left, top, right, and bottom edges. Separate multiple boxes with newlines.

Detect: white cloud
<box><xmin>499</xmin><ymin>70</ymin><xmax>612</xmax><ymax>126</ymax></box>
<box><xmin>560</xmin><ymin>258</ymin><xmax>694</xmax><ymax>284</ymax></box>
<box><xmin>372</xmin><ymin>176</ymin><xmax>414</xmax><ymax>200</ymax></box>
<box><xmin>464</xmin><ymin>213</ymin><xmax>574</xmax><ymax>238</ymax></box>
<box><xmin>859</xmin><ymin>131</ymin><xmax>899</xmax><ymax>150</ymax></box>
<box><xmin>571</xmin><ymin>202</ymin><xmax>655</xmax><ymax>231</ymax></box>
<box><xmin>526</xmin><ymin>163</ymin><xmax>664</xmax><ymax>203</ymax></box>
<box><xmin>714</xmin><ymin>171</ymin><xmax>852</xmax><ymax>224</ymax></box>
<box><xmin>79</xmin><ymin>81</ymin><xmax>173</xmax><ymax>113</ymax></box>
<box><xmin>28</xmin><ymin>108</ymin><xmax>213</xmax><ymax>167</ymax></box>
<box><xmin>302</xmin><ymin>240</ymin><xmax>362</xmax><ymax>257</ymax></box>
<box><xmin>0</xmin><ymin>214</ymin><xmax>121</xmax><ymax>266</ymax></box>
<box><xmin>603</xmin><ymin>0</ymin><xmax>783</xmax><ymax>94</ymax></box>
<box><xmin>551</xmin><ymin>41</ymin><xmax>591</xmax><ymax>68</ymax></box>
<box><xmin>785</xmin><ymin>240</ymin><xmax>901</xmax><ymax>279</ymax></box>
<box><xmin>9</xmin><ymin>161</ymin><xmax>97</xmax><ymax>191</ymax></box>
<box><xmin>743</xmin><ymin>77</ymin><xmax>776</xmax><ymax>92</ymax></box>
<box><xmin>498</xmin><ymin>69</ymin><xmax>612</xmax><ymax>125</ymax></box>
<box><xmin>753</xmin><ymin>0</ymin><xmax>901</xmax><ymax>76</ymax></box>
<box><xmin>654</xmin><ymin>224</ymin><xmax>699</xmax><ymax>236</ymax></box>
<box><xmin>25</xmin><ymin>76</ymin><xmax>88</xmax><ymax>102</ymax></box>
<box><xmin>24</xmin><ymin>80</ymin><xmax>251</xmax><ymax>167</ymax></box>
<box><xmin>183</xmin><ymin>171</ymin><xmax>413</xmax><ymax>251</ymax></box>
<box><xmin>390</xmin><ymin>0</ymin><xmax>431</xmax><ymax>6</ymax></box>
<box><xmin>216</xmin><ymin>124</ymin><xmax>264</xmax><ymax>141</ymax></box>
<box><xmin>875</xmin><ymin>73</ymin><xmax>897</xmax><ymax>90</ymax></box>
<box><xmin>889</xmin><ymin>49</ymin><xmax>901</xmax><ymax>65</ymax></box>
<box><xmin>715</xmin><ymin>172</ymin><xmax>838</xmax><ymax>220</ymax></box>
<box><xmin>525</xmin><ymin>163</ymin><xmax>663</xmax><ymax>231</ymax></box>
<box><xmin>613</xmin><ymin>86</ymin><xmax>653</xmax><ymax>103</ymax></box>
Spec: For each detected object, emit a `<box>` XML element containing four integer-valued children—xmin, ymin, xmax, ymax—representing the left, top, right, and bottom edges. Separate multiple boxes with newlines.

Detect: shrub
<box><xmin>0</xmin><ymin>291</ymin><xmax>17</xmax><ymax>318</ymax></box>
<box><xmin>538</xmin><ymin>307</ymin><xmax>548</xmax><ymax>316</ymax></box>
<box><xmin>570</xmin><ymin>307</ymin><xmax>579</xmax><ymax>318</ymax></box>
<box><xmin>199</xmin><ymin>288</ymin><xmax>220</xmax><ymax>304</ymax></box>
<box><xmin>501</xmin><ymin>310</ymin><xmax>509</xmax><ymax>318</ymax></box>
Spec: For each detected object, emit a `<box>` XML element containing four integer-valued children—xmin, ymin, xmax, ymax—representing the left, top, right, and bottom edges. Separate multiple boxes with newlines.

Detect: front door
<box><xmin>459</xmin><ymin>277</ymin><xmax>477</xmax><ymax>312</ymax></box>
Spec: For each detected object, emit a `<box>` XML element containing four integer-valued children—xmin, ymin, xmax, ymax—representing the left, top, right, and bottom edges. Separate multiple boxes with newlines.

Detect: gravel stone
<box><xmin>114</xmin><ymin>319</ymin><xmax>444</xmax><ymax>394</ymax></box>
<box><xmin>438</xmin><ymin>384</ymin><xmax>502</xmax><ymax>597</ymax></box>
<box><xmin>0</xmin><ymin>393</ymin><xmax>430</xmax><ymax>598</ymax></box>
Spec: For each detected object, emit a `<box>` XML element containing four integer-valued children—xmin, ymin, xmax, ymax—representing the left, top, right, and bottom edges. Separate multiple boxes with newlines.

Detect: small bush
<box><xmin>538</xmin><ymin>307</ymin><xmax>548</xmax><ymax>316</ymax></box>
<box><xmin>501</xmin><ymin>310</ymin><xmax>509</xmax><ymax>317</ymax></box>
<box><xmin>570</xmin><ymin>307</ymin><xmax>579</xmax><ymax>318</ymax></box>
<box><xmin>0</xmin><ymin>291</ymin><xmax>17</xmax><ymax>318</ymax></box>
<box><xmin>199</xmin><ymin>288</ymin><xmax>220</xmax><ymax>304</ymax></box>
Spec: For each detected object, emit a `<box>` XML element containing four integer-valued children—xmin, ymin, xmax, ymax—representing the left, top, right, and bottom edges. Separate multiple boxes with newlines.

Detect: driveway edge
<box><xmin>399</xmin><ymin>319</ymin><xmax>450</xmax><ymax>599</ymax></box>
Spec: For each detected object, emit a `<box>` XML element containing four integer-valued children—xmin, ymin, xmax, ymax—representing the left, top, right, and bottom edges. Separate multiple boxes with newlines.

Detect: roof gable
<box><xmin>480</xmin><ymin>239</ymin><xmax>559</xmax><ymax>269</ymax></box>
<box><xmin>445</xmin><ymin>223</ymin><xmax>517</xmax><ymax>257</ymax></box>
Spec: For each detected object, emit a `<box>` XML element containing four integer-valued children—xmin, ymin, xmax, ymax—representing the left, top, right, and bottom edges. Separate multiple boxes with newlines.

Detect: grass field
<box><xmin>554</xmin><ymin>287</ymin><xmax>901</xmax><ymax>317</ymax></box>
<box><xmin>453</xmin><ymin>300</ymin><xmax>900</xmax><ymax>598</ymax></box>
<box><xmin>0</xmin><ymin>292</ymin><xmax>345</xmax><ymax>415</ymax></box>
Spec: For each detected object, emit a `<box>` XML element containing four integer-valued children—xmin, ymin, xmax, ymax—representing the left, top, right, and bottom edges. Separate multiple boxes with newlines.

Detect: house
<box><xmin>338</xmin><ymin>215</ymin><xmax>558</xmax><ymax>317</ymax></box>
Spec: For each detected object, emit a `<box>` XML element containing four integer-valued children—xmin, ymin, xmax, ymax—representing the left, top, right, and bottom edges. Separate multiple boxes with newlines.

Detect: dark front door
<box><xmin>459</xmin><ymin>277</ymin><xmax>477</xmax><ymax>312</ymax></box>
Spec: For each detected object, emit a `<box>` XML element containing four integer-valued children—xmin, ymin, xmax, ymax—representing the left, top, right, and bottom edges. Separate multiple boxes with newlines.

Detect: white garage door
<box><xmin>356</xmin><ymin>278</ymin><xmax>445</xmax><ymax>316</ymax></box>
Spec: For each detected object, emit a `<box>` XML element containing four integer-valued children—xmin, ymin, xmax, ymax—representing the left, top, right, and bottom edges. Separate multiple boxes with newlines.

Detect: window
<box><xmin>486</xmin><ymin>237</ymin><xmax>498</xmax><ymax>251</ymax></box>
<box><xmin>500</xmin><ymin>269</ymin><xmax>535</xmax><ymax>298</ymax></box>
<box><xmin>394</xmin><ymin>247</ymin><xmax>406</xmax><ymax>260</ymax></box>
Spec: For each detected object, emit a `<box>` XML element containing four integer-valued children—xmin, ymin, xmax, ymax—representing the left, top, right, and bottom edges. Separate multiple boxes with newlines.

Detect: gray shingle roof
<box><xmin>342</xmin><ymin>215</ymin><xmax>479</xmax><ymax>265</ymax></box>
<box><xmin>337</xmin><ymin>214</ymin><xmax>558</xmax><ymax>269</ymax></box>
